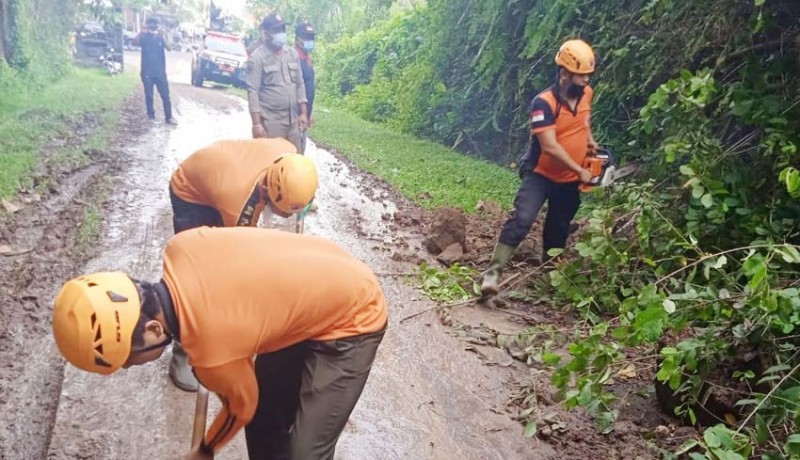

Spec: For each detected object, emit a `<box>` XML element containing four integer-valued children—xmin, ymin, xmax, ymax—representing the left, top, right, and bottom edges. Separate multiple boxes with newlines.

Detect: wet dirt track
<box><xmin>39</xmin><ymin>52</ymin><xmax>547</xmax><ymax>459</ymax></box>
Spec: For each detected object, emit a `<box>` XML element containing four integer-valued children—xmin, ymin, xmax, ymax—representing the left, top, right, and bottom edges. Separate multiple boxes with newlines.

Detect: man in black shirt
<box><xmin>133</xmin><ymin>18</ymin><xmax>176</xmax><ymax>124</ymax></box>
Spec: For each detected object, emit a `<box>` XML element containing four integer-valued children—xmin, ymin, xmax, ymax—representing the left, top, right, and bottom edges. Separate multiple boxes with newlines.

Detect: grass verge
<box><xmin>0</xmin><ymin>67</ymin><xmax>138</xmax><ymax>199</ymax></box>
<box><xmin>310</xmin><ymin>106</ymin><xmax>519</xmax><ymax>211</ymax></box>
<box><xmin>225</xmin><ymin>85</ymin><xmax>519</xmax><ymax>212</ymax></box>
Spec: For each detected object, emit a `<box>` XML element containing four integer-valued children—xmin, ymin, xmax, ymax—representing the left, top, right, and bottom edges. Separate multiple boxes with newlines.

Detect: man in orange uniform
<box><xmin>52</xmin><ymin>227</ymin><xmax>388</xmax><ymax>460</ymax></box>
<box><xmin>481</xmin><ymin>39</ymin><xmax>599</xmax><ymax>297</ymax></box>
<box><xmin>168</xmin><ymin>138</ymin><xmax>319</xmax><ymax>391</ymax></box>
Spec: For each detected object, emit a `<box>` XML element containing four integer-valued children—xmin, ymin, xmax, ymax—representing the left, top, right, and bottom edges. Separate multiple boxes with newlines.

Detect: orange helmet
<box><xmin>266</xmin><ymin>154</ymin><xmax>319</xmax><ymax>215</ymax></box>
<box><xmin>52</xmin><ymin>272</ymin><xmax>141</xmax><ymax>375</ymax></box>
<box><xmin>555</xmin><ymin>39</ymin><xmax>595</xmax><ymax>75</ymax></box>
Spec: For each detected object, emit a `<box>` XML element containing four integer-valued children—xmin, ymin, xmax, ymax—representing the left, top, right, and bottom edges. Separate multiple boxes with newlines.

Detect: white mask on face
<box><xmin>270</xmin><ymin>32</ymin><xmax>287</xmax><ymax>48</ymax></box>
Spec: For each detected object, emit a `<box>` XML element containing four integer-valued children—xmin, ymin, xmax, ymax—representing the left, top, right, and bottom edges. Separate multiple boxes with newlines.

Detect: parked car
<box><xmin>191</xmin><ymin>31</ymin><xmax>248</xmax><ymax>88</ymax></box>
<box><xmin>74</xmin><ymin>21</ymin><xmax>123</xmax><ymax>71</ymax></box>
<box><xmin>74</xmin><ymin>21</ymin><xmax>109</xmax><ymax>63</ymax></box>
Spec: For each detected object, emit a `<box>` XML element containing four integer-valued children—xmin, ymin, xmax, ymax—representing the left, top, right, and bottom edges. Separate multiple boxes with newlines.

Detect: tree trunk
<box><xmin>0</xmin><ymin>0</ymin><xmax>8</xmax><ymax>62</ymax></box>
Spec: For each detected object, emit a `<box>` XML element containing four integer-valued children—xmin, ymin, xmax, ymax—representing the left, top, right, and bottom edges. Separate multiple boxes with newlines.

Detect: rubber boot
<box><xmin>480</xmin><ymin>242</ymin><xmax>516</xmax><ymax>298</ymax></box>
<box><xmin>169</xmin><ymin>342</ymin><xmax>199</xmax><ymax>392</ymax></box>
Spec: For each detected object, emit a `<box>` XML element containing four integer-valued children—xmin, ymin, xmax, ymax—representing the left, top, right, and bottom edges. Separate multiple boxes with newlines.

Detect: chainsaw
<box><xmin>579</xmin><ymin>147</ymin><xmax>639</xmax><ymax>192</ymax></box>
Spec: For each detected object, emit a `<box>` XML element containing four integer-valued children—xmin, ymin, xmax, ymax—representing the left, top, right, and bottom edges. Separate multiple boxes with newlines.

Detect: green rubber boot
<box><xmin>480</xmin><ymin>242</ymin><xmax>516</xmax><ymax>297</ymax></box>
<box><xmin>169</xmin><ymin>342</ymin><xmax>199</xmax><ymax>392</ymax></box>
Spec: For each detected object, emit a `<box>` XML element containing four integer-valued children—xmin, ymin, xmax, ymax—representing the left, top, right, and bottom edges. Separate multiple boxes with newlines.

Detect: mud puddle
<box><xmin>44</xmin><ymin>76</ymin><xmax>541</xmax><ymax>458</ymax></box>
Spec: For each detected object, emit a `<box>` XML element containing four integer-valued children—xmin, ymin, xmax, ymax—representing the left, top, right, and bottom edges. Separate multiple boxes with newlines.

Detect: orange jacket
<box><xmin>161</xmin><ymin>227</ymin><xmax>388</xmax><ymax>453</ymax></box>
<box><xmin>169</xmin><ymin>138</ymin><xmax>297</xmax><ymax>226</ymax></box>
<box><xmin>529</xmin><ymin>86</ymin><xmax>594</xmax><ymax>183</ymax></box>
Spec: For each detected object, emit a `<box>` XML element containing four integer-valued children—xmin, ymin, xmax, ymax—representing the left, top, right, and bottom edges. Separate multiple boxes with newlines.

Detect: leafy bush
<box><xmin>541</xmin><ymin>65</ymin><xmax>800</xmax><ymax>457</ymax></box>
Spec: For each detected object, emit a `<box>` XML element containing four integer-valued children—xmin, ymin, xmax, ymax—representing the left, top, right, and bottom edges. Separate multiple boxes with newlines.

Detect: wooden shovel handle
<box><xmin>191</xmin><ymin>385</ymin><xmax>209</xmax><ymax>449</ymax></box>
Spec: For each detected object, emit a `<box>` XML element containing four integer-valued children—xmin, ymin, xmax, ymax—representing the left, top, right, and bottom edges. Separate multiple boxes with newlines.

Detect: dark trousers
<box><xmin>169</xmin><ymin>187</ymin><xmax>223</xmax><ymax>233</ymax></box>
<box><xmin>142</xmin><ymin>74</ymin><xmax>172</xmax><ymax>120</ymax></box>
<box><xmin>245</xmin><ymin>328</ymin><xmax>385</xmax><ymax>460</ymax></box>
<box><xmin>499</xmin><ymin>172</ymin><xmax>581</xmax><ymax>255</ymax></box>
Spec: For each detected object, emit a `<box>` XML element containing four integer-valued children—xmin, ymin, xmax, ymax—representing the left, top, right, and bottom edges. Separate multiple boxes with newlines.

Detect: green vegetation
<box><xmin>0</xmin><ymin>0</ymin><xmax>75</xmax><ymax>90</ymax></box>
<box><xmin>246</xmin><ymin>0</ymin><xmax>409</xmax><ymax>41</ymax></box>
<box><xmin>0</xmin><ymin>69</ymin><xmax>138</xmax><ymax>198</ymax></box>
<box><xmin>76</xmin><ymin>201</ymin><xmax>102</xmax><ymax>246</ymax></box>
<box><xmin>312</xmin><ymin>107</ymin><xmax>518</xmax><ymax>211</ymax></box>
<box><xmin>417</xmin><ymin>262</ymin><xmax>479</xmax><ymax>303</ymax></box>
<box><xmin>306</xmin><ymin>0</ymin><xmax>800</xmax><ymax>456</ymax></box>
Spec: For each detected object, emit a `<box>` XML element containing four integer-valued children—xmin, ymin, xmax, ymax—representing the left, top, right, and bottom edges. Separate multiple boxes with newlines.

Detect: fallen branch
<box><xmin>735</xmin><ymin>360</ymin><xmax>800</xmax><ymax>436</ymax></box>
<box><xmin>375</xmin><ymin>272</ymin><xmax>415</xmax><ymax>277</ymax></box>
<box><xmin>504</xmin><ymin>262</ymin><xmax>551</xmax><ymax>292</ymax></box>
<box><xmin>399</xmin><ymin>297</ymin><xmax>477</xmax><ymax>323</ymax></box>
<box><xmin>654</xmin><ymin>244</ymin><xmax>791</xmax><ymax>286</ymax></box>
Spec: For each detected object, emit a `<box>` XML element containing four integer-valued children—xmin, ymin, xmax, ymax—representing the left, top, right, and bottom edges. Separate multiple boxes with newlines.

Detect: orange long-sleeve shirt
<box><xmin>169</xmin><ymin>138</ymin><xmax>297</xmax><ymax>226</ymax></box>
<box><xmin>160</xmin><ymin>227</ymin><xmax>388</xmax><ymax>453</ymax></box>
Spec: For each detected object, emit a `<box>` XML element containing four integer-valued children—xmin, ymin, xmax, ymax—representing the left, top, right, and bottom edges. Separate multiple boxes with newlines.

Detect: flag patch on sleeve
<box><xmin>530</xmin><ymin>110</ymin><xmax>545</xmax><ymax>123</ymax></box>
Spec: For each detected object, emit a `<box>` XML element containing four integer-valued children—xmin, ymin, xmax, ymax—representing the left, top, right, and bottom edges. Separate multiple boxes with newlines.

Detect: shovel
<box><xmin>191</xmin><ymin>385</ymin><xmax>209</xmax><ymax>450</ymax></box>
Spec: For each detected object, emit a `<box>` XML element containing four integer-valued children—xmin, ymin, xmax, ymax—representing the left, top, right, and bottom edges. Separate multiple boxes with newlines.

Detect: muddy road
<box><xmin>0</xmin><ymin>51</ymin><xmax>548</xmax><ymax>459</ymax></box>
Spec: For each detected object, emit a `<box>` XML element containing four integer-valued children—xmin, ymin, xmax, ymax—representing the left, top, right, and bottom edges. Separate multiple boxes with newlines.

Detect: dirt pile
<box><xmin>424</xmin><ymin>208</ymin><xmax>467</xmax><ymax>254</ymax></box>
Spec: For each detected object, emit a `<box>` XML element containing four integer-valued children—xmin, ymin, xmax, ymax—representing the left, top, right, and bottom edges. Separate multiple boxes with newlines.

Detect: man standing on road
<box><xmin>166</xmin><ymin>138</ymin><xmax>318</xmax><ymax>391</ymax></box>
<box><xmin>133</xmin><ymin>18</ymin><xmax>177</xmax><ymax>125</ymax></box>
<box><xmin>51</xmin><ymin>227</ymin><xmax>388</xmax><ymax>460</ymax></box>
<box><xmin>480</xmin><ymin>39</ymin><xmax>599</xmax><ymax>297</ymax></box>
<box><xmin>246</xmin><ymin>12</ymin><xmax>309</xmax><ymax>153</ymax></box>
<box><xmin>295</xmin><ymin>20</ymin><xmax>316</xmax><ymax>154</ymax></box>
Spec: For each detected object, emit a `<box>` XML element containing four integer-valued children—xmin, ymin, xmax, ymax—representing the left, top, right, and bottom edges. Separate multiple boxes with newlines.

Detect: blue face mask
<box><xmin>270</xmin><ymin>32</ymin><xmax>287</xmax><ymax>48</ymax></box>
<box><xmin>302</xmin><ymin>40</ymin><xmax>315</xmax><ymax>52</ymax></box>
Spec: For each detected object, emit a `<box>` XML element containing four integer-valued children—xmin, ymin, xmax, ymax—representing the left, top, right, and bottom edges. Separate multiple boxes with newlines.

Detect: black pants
<box><xmin>169</xmin><ymin>187</ymin><xmax>223</xmax><ymax>233</ymax></box>
<box><xmin>499</xmin><ymin>172</ymin><xmax>581</xmax><ymax>255</ymax></box>
<box><xmin>142</xmin><ymin>74</ymin><xmax>172</xmax><ymax>120</ymax></box>
<box><xmin>245</xmin><ymin>328</ymin><xmax>385</xmax><ymax>460</ymax></box>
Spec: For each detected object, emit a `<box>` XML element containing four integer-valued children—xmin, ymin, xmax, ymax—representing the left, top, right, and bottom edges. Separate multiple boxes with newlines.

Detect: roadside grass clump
<box><xmin>0</xmin><ymin>68</ymin><xmax>137</xmax><ymax>199</ymax></box>
<box><xmin>310</xmin><ymin>106</ymin><xmax>519</xmax><ymax>212</ymax></box>
<box><xmin>76</xmin><ymin>202</ymin><xmax>102</xmax><ymax>247</ymax></box>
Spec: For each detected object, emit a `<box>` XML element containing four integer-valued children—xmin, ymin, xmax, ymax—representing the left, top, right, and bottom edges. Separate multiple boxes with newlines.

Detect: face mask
<box><xmin>270</xmin><ymin>32</ymin><xmax>287</xmax><ymax>48</ymax></box>
<box><xmin>566</xmin><ymin>83</ymin><xmax>585</xmax><ymax>98</ymax></box>
<box><xmin>302</xmin><ymin>40</ymin><xmax>315</xmax><ymax>52</ymax></box>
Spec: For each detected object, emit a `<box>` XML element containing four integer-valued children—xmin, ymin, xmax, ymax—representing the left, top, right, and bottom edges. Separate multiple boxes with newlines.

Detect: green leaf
<box><xmin>663</xmin><ymin>298</ymin><xmax>677</xmax><ymax>314</ymax></box>
<box><xmin>542</xmin><ymin>352</ymin><xmax>562</xmax><ymax>366</ymax></box>
<box><xmin>701</xmin><ymin>193</ymin><xmax>714</xmax><ymax>208</ymax></box>
<box><xmin>776</xmin><ymin>245</ymin><xmax>800</xmax><ymax>264</ymax></box>
<box><xmin>675</xmin><ymin>439</ymin><xmax>700</xmax><ymax>455</ymax></box>
<box><xmin>755</xmin><ymin>414</ymin><xmax>769</xmax><ymax>445</ymax></box>
<box><xmin>703</xmin><ymin>425</ymin><xmax>729</xmax><ymax>449</ymax></box>
<box><xmin>754</xmin><ymin>0</ymin><xmax>765</xmax><ymax>6</ymax></box>
<box><xmin>786</xmin><ymin>434</ymin><xmax>800</xmax><ymax>456</ymax></box>
<box><xmin>577</xmin><ymin>382</ymin><xmax>594</xmax><ymax>406</ymax></box>
<box><xmin>692</xmin><ymin>185</ymin><xmax>706</xmax><ymax>199</ymax></box>
<box><xmin>523</xmin><ymin>421</ymin><xmax>538</xmax><ymax>438</ymax></box>
<box><xmin>680</xmin><ymin>164</ymin><xmax>695</xmax><ymax>176</ymax></box>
